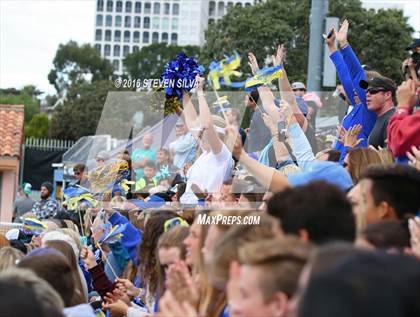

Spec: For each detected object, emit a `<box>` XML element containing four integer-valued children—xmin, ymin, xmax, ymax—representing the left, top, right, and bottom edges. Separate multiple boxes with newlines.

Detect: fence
<box><xmin>20</xmin><ymin>138</ymin><xmax>75</xmax><ymax>190</ymax></box>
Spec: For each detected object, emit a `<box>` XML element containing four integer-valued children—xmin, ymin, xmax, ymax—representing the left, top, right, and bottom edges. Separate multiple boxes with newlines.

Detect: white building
<box><xmin>93</xmin><ymin>0</ymin><xmax>260</xmax><ymax>73</ymax></box>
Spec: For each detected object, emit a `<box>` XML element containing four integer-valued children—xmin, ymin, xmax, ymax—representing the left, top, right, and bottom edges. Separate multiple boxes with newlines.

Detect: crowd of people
<box><xmin>3</xmin><ymin>20</ymin><xmax>420</xmax><ymax>317</ymax></box>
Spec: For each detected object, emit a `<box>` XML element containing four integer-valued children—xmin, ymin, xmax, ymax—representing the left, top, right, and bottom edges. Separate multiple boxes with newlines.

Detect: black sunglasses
<box><xmin>293</xmin><ymin>88</ymin><xmax>306</xmax><ymax>92</ymax></box>
<box><xmin>366</xmin><ymin>88</ymin><xmax>388</xmax><ymax>95</ymax></box>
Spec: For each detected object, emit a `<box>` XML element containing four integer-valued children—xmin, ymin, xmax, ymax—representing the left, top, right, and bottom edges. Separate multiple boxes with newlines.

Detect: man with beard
<box><xmin>31</xmin><ymin>181</ymin><xmax>59</xmax><ymax>220</ymax></box>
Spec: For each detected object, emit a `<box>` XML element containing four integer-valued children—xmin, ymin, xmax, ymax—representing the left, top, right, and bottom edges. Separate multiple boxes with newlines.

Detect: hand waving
<box><xmin>248</xmin><ymin>52</ymin><xmax>260</xmax><ymax>75</ymax></box>
<box><xmin>272</xmin><ymin>44</ymin><xmax>286</xmax><ymax>66</ymax></box>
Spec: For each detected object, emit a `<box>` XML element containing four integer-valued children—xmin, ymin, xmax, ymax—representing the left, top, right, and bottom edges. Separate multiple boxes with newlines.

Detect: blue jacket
<box><xmin>109</xmin><ymin>211</ymin><xmax>142</xmax><ymax>266</ymax></box>
<box><xmin>330</xmin><ymin>45</ymin><xmax>376</xmax><ymax>152</ymax></box>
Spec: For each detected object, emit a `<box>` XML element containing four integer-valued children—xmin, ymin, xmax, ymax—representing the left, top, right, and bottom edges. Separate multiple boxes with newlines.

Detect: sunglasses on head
<box><xmin>366</xmin><ymin>87</ymin><xmax>388</xmax><ymax>95</ymax></box>
<box><xmin>293</xmin><ymin>88</ymin><xmax>306</xmax><ymax>92</ymax></box>
<box><xmin>74</xmin><ymin>172</ymin><xmax>81</xmax><ymax>175</ymax></box>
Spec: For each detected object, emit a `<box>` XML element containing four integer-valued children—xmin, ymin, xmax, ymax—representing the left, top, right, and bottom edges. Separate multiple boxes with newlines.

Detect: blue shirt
<box><xmin>329</xmin><ymin>45</ymin><xmax>376</xmax><ymax>152</ymax></box>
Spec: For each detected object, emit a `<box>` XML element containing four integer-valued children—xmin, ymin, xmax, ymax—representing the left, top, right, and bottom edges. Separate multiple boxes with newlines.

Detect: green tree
<box><xmin>48</xmin><ymin>41</ymin><xmax>114</xmax><ymax>95</ymax></box>
<box><xmin>124</xmin><ymin>43</ymin><xmax>201</xmax><ymax>81</ymax></box>
<box><xmin>0</xmin><ymin>85</ymin><xmax>41</xmax><ymax>123</ymax></box>
<box><xmin>203</xmin><ymin>0</ymin><xmax>413</xmax><ymax>85</ymax></box>
<box><xmin>25</xmin><ymin>113</ymin><xmax>50</xmax><ymax>139</ymax></box>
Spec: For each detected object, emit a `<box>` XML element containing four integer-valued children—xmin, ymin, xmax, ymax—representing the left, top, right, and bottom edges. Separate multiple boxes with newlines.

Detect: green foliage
<box><xmin>203</xmin><ymin>0</ymin><xmax>413</xmax><ymax>87</ymax></box>
<box><xmin>25</xmin><ymin>113</ymin><xmax>50</xmax><ymax>139</ymax></box>
<box><xmin>0</xmin><ymin>85</ymin><xmax>41</xmax><ymax>123</ymax></box>
<box><xmin>48</xmin><ymin>41</ymin><xmax>114</xmax><ymax>94</ymax></box>
<box><xmin>50</xmin><ymin>80</ymin><xmax>117</xmax><ymax>140</ymax></box>
<box><xmin>202</xmin><ymin>0</ymin><xmax>310</xmax><ymax>83</ymax></box>
<box><xmin>123</xmin><ymin>43</ymin><xmax>202</xmax><ymax>81</ymax></box>
<box><xmin>329</xmin><ymin>0</ymin><xmax>413</xmax><ymax>81</ymax></box>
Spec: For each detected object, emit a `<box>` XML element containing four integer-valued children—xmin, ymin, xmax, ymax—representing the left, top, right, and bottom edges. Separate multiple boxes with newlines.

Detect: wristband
<box><xmin>396</xmin><ymin>106</ymin><xmax>412</xmax><ymax>115</ymax></box>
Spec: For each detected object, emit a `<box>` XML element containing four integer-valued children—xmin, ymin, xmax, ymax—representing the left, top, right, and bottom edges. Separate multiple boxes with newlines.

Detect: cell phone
<box><xmin>80</xmin><ymin>236</ymin><xmax>88</xmax><ymax>247</ymax></box>
<box><xmin>277</xmin><ymin>121</ymin><xmax>286</xmax><ymax>142</ymax></box>
<box><xmin>327</xmin><ymin>28</ymin><xmax>334</xmax><ymax>39</ymax></box>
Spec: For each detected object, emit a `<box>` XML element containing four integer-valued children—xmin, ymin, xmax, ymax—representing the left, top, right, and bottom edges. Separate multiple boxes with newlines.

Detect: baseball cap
<box><xmin>405</xmin><ymin>39</ymin><xmax>420</xmax><ymax>51</ymax></box>
<box><xmin>287</xmin><ymin>161</ymin><xmax>353</xmax><ymax>191</ymax></box>
<box><xmin>21</xmin><ymin>182</ymin><xmax>32</xmax><ymax>196</ymax></box>
<box><xmin>291</xmin><ymin>82</ymin><xmax>306</xmax><ymax>90</ymax></box>
<box><xmin>359</xmin><ymin>76</ymin><xmax>397</xmax><ymax>95</ymax></box>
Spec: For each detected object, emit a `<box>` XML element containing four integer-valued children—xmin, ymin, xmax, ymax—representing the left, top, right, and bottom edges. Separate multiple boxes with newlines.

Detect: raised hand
<box><xmin>103</xmin><ymin>299</ymin><xmax>129</xmax><ymax>317</ymax></box>
<box><xmin>408</xmin><ymin>217</ymin><xmax>420</xmax><ymax>258</ymax></box>
<box><xmin>336</xmin><ymin>19</ymin><xmax>349</xmax><ymax>47</ymax></box>
<box><xmin>166</xmin><ymin>260</ymin><xmax>199</xmax><ymax>307</ymax></box>
<box><xmin>195</xmin><ymin>75</ymin><xmax>205</xmax><ymax>92</ymax></box>
<box><xmin>159</xmin><ymin>290</ymin><xmax>199</xmax><ymax>317</ymax></box>
<box><xmin>248</xmin><ymin>52</ymin><xmax>260</xmax><ymax>75</ymax></box>
<box><xmin>407</xmin><ymin>146</ymin><xmax>420</xmax><ymax>170</ymax></box>
<box><xmin>342</xmin><ymin>124</ymin><xmax>363</xmax><ymax>148</ymax></box>
<box><xmin>323</xmin><ymin>26</ymin><xmax>337</xmax><ymax>49</ymax></box>
<box><xmin>397</xmin><ymin>79</ymin><xmax>417</xmax><ymax>109</ymax></box>
<box><xmin>80</xmin><ymin>246</ymin><xmax>98</xmax><ymax>270</ymax></box>
<box><xmin>116</xmin><ymin>278</ymin><xmax>141</xmax><ymax>298</ymax></box>
<box><xmin>272</xmin><ymin>44</ymin><xmax>286</xmax><ymax>66</ymax></box>
<box><xmin>262</xmin><ymin>113</ymin><xmax>276</xmax><ymax>135</ymax></box>
<box><xmin>225</xmin><ymin>125</ymin><xmax>243</xmax><ymax>160</ymax></box>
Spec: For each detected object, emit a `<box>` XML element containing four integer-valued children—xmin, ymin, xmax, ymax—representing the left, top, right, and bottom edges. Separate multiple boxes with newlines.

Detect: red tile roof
<box><xmin>0</xmin><ymin>104</ymin><xmax>25</xmax><ymax>158</ymax></box>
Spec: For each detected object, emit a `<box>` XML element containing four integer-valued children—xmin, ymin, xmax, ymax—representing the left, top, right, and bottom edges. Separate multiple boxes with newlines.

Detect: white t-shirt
<box><xmin>180</xmin><ymin>144</ymin><xmax>234</xmax><ymax>204</ymax></box>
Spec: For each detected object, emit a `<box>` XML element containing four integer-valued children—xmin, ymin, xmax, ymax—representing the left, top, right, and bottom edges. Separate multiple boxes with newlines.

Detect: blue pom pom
<box><xmin>161</xmin><ymin>54</ymin><xmax>205</xmax><ymax>100</ymax></box>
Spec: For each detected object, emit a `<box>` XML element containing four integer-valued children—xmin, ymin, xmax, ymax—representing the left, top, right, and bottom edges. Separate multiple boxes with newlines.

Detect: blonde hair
<box><xmin>365</xmin><ymin>70</ymin><xmax>382</xmax><ymax>80</ymax></box>
<box><xmin>347</xmin><ymin>148</ymin><xmax>382</xmax><ymax>184</ymax></box>
<box><xmin>0</xmin><ymin>247</ymin><xmax>24</xmax><ymax>271</ymax></box>
<box><xmin>239</xmin><ymin>236</ymin><xmax>312</xmax><ymax>300</ymax></box>
<box><xmin>210</xmin><ymin>213</ymin><xmax>279</xmax><ymax>289</ymax></box>
<box><xmin>377</xmin><ymin>148</ymin><xmax>395</xmax><ymax>165</ymax></box>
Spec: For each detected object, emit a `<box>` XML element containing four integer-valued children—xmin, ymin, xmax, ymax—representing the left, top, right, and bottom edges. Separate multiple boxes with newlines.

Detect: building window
<box><xmin>152</xmin><ymin>17</ymin><xmax>159</xmax><ymax>29</ymax></box>
<box><xmin>134</xmin><ymin>16</ymin><xmax>141</xmax><ymax>28</ymax></box>
<box><xmin>135</xmin><ymin>1</ymin><xmax>141</xmax><ymax>13</ymax></box>
<box><xmin>172</xmin><ymin>3</ymin><xmax>179</xmax><ymax>15</ymax></box>
<box><xmin>217</xmin><ymin>2</ymin><xmax>224</xmax><ymax>16</ymax></box>
<box><xmin>95</xmin><ymin>29</ymin><xmax>102</xmax><ymax>41</ymax></box>
<box><xmin>171</xmin><ymin>18</ymin><xmax>178</xmax><ymax>30</ymax></box>
<box><xmin>164</xmin><ymin>3</ymin><xmax>170</xmax><ymax>15</ymax></box>
<box><xmin>125</xmin><ymin>1</ymin><xmax>132</xmax><ymax>13</ymax></box>
<box><xmin>162</xmin><ymin>17</ymin><xmax>169</xmax><ymax>30</ymax></box>
<box><xmin>114</xmin><ymin>45</ymin><xmax>120</xmax><ymax>56</ymax></box>
<box><xmin>133</xmin><ymin>46</ymin><xmax>139</xmax><ymax>53</ymax></box>
<box><xmin>227</xmin><ymin>1</ymin><xmax>233</xmax><ymax>9</ymax></box>
<box><xmin>245</xmin><ymin>2</ymin><xmax>251</xmax><ymax>7</ymax></box>
<box><xmin>94</xmin><ymin>44</ymin><xmax>101</xmax><ymax>54</ymax></box>
<box><xmin>143</xmin><ymin>17</ymin><xmax>150</xmax><ymax>29</ymax></box>
<box><xmin>162</xmin><ymin>32</ymin><xmax>168</xmax><ymax>44</ymax></box>
<box><xmin>116</xmin><ymin>1</ymin><xmax>123</xmax><ymax>12</ymax></box>
<box><xmin>104</xmin><ymin>44</ymin><xmax>111</xmax><ymax>56</ymax></box>
<box><xmin>123</xmin><ymin>45</ymin><xmax>130</xmax><ymax>57</ymax></box>
<box><xmin>171</xmin><ymin>33</ymin><xmax>177</xmax><ymax>45</ymax></box>
<box><xmin>133</xmin><ymin>31</ymin><xmax>140</xmax><ymax>43</ymax></box>
<box><xmin>143</xmin><ymin>31</ymin><xmax>149</xmax><ymax>43</ymax></box>
<box><xmin>113</xmin><ymin>60</ymin><xmax>120</xmax><ymax>71</ymax></box>
<box><xmin>105</xmin><ymin>30</ymin><xmax>112</xmax><ymax>41</ymax></box>
<box><xmin>114</xmin><ymin>30</ymin><xmax>121</xmax><ymax>41</ymax></box>
<box><xmin>125</xmin><ymin>16</ymin><xmax>131</xmax><ymax>27</ymax></box>
<box><xmin>153</xmin><ymin>2</ymin><xmax>160</xmax><ymax>14</ymax></box>
<box><xmin>106</xmin><ymin>15</ymin><xmax>112</xmax><ymax>26</ymax></box>
<box><xmin>124</xmin><ymin>31</ymin><xmax>130</xmax><ymax>42</ymax></box>
<box><xmin>235</xmin><ymin>2</ymin><xmax>242</xmax><ymax>7</ymax></box>
<box><xmin>209</xmin><ymin>1</ymin><xmax>216</xmax><ymax>16</ymax></box>
<box><xmin>106</xmin><ymin>0</ymin><xmax>113</xmax><ymax>12</ymax></box>
<box><xmin>152</xmin><ymin>32</ymin><xmax>159</xmax><ymax>43</ymax></box>
<box><xmin>115</xmin><ymin>15</ymin><xmax>122</xmax><ymax>27</ymax></box>
<box><xmin>96</xmin><ymin>14</ymin><xmax>103</xmax><ymax>26</ymax></box>
<box><xmin>144</xmin><ymin>2</ymin><xmax>151</xmax><ymax>14</ymax></box>
<box><xmin>97</xmin><ymin>0</ymin><xmax>104</xmax><ymax>11</ymax></box>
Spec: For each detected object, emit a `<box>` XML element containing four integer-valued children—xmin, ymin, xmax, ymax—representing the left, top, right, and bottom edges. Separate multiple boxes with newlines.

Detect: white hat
<box><xmin>291</xmin><ymin>82</ymin><xmax>306</xmax><ymax>90</ymax></box>
<box><xmin>42</xmin><ymin>231</ymin><xmax>79</xmax><ymax>258</ymax></box>
<box><xmin>5</xmin><ymin>228</ymin><xmax>20</xmax><ymax>240</ymax></box>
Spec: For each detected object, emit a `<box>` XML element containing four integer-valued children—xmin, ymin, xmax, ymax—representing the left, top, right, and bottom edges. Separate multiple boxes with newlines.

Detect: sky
<box><xmin>0</xmin><ymin>0</ymin><xmax>419</xmax><ymax>96</ymax></box>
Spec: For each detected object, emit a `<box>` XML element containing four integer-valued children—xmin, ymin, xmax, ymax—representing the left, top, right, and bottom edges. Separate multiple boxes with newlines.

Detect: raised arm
<box><xmin>325</xmin><ymin>27</ymin><xmax>357</xmax><ymax>106</ymax></box>
<box><xmin>274</xmin><ymin>45</ymin><xmax>308</xmax><ymax>131</ymax></box>
<box><xmin>182</xmin><ymin>92</ymin><xmax>199</xmax><ymax>133</ymax></box>
<box><xmin>336</xmin><ymin>20</ymin><xmax>367</xmax><ymax>105</ymax></box>
<box><xmin>196</xmin><ymin>76</ymin><xmax>223</xmax><ymax>155</ymax></box>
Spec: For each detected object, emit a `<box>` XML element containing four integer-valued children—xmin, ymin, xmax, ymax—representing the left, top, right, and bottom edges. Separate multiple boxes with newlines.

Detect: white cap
<box><xmin>5</xmin><ymin>228</ymin><xmax>20</xmax><ymax>240</ymax></box>
<box><xmin>291</xmin><ymin>82</ymin><xmax>306</xmax><ymax>90</ymax></box>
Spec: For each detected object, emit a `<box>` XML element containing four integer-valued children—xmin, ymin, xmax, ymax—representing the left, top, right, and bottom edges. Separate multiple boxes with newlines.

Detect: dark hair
<box><xmin>144</xmin><ymin>161</ymin><xmax>156</xmax><ymax>170</ymax></box>
<box><xmin>362</xmin><ymin>220</ymin><xmax>410</xmax><ymax>250</ymax></box>
<box><xmin>249</xmin><ymin>89</ymin><xmax>260</xmax><ymax>104</ymax></box>
<box><xmin>267</xmin><ymin>181</ymin><xmax>355</xmax><ymax>244</ymax></box>
<box><xmin>0</xmin><ymin>281</ymin><xmax>50</xmax><ymax>317</ymax></box>
<box><xmin>326</xmin><ymin>149</ymin><xmax>341</xmax><ymax>162</ymax></box>
<box><xmin>43</xmin><ymin>240</ymin><xmax>85</xmax><ymax>304</ymax></box>
<box><xmin>138</xmin><ymin>210</ymin><xmax>179</xmax><ymax>301</ymax></box>
<box><xmin>361</xmin><ymin>165</ymin><xmax>420</xmax><ymax>219</ymax></box>
<box><xmin>73</xmin><ymin>163</ymin><xmax>86</xmax><ymax>173</ymax></box>
<box><xmin>298</xmin><ymin>252</ymin><xmax>420</xmax><ymax>317</ymax></box>
<box><xmin>17</xmin><ymin>249</ymin><xmax>82</xmax><ymax>307</ymax></box>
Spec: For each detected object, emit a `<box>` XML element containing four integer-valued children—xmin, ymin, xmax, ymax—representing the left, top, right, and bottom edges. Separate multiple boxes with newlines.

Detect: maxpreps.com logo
<box><xmin>196</xmin><ymin>213</ymin><xmax>261</xmax><ymax>225</ymax></box>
